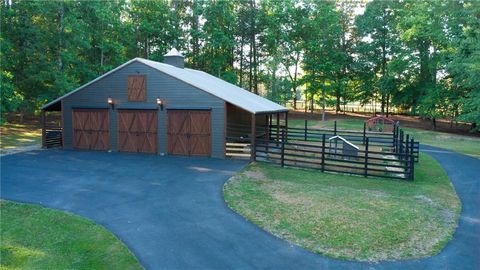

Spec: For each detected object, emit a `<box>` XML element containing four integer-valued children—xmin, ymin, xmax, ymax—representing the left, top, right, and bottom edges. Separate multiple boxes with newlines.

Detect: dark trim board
<box><xmin>166</xmin><ymin>107</ymin><xmax>212</xmax><ymax>111</ymax></box>
<box><xmin>115</xmin><ymin>107</ymin><xmax>159</xmax><ymax>110</ymax></box>
<box><xmin>72</xmin><ymin>106</ymin><xmax>110</xmax><ymax>110</ymax></box>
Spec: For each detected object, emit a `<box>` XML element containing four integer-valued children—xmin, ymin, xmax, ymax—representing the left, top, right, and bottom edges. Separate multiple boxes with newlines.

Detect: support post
<box><xmin>268</xmin><ymin>114</ymin><xmax>272</xmax><ymax>140</ymax></box>
<box><xmin>397</xmin><ymin>127</ymin><xmax>401</xmax><ymax>153</ymax></box>
<box><xmin>321</xmin><ymin>134</ymin><xmax>326</xmax><ymax>172</ymax></box>
<box><xmin>392</xmin><ymin>124</ymin><xmax>397</xmax><ymax>151</ymax></box>
<box><xmin>265</xmin><ymin>114</ymin><xmax>269</xmax><ymax>153</ymax></box>
<box><xmin>405</xmin><ymin>133</ymin><xmax>410</xmax><ymax>164</ymax></box>
<box><xmin>251</xmin><ymin>114</ymin><xmax>256</xmax><ymax>162</ymax></box>
<box><xmin>410</xmin><ymin>138</ymin><xmax>415</xmax><ymax>180</ymax></box>
<box><xmin>363</xmin><ymin>122</ymin><xmax>366</xmax><ymax>145</ymax></box>
<box><xmin>399</xmin><ymin>130</ymin><xmax>404</xmax><ymax>159</ymax></box>
<box><xmin>285</xmin><ymin>111</ymin><xmax>289</xmax><ymax>142</ymax></box>
<box><xmin>276</xmin><ymin>112</ymin><xmax>280</xmax><ymax>145</ymax></box>
<box><xmin>41</xmin><ymin>110</ymin><xmax>46</xmax><ymax>148</ymax></box>
<box><xmin>364</xmin><ymin>138</ymin><xmax>369</xmax><ymax>177</ymax></box>
<box><xmin>392</xmin><ymin>124</ymin><xmax>396</xmax><ymax>148</ymax></box>
<box><xmin>304</xmin><ymin>119</ymin><xmax>308</xmax><ymax>141</ymax></box>
<box><xmin>281</xmin><ymin>129</ymin><xmax>285</xmax><ymax>167</ymax></box>
<box><xmin>334</xmin><ymin>120</ymin><xmax>337</xmax><ymax>136</ymax></box>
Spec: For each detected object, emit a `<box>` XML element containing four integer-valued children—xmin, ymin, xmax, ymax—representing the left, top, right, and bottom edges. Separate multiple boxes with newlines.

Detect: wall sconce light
<box><xmin>156</xmin><ymin>98</ymin><xmax>164</xmax><ymax>111</ymax></box>
<box><xmin>107</xmin><ymin>97</ymin><xmax>114</xmax><ymax>109</ymax></box>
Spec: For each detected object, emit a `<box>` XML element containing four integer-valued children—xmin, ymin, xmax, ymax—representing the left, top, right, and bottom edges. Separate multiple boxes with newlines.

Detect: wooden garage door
<box><xmin>73</xmin><ymin>109</ymin><xmax>109</xmax><ymax>151</ymax></box>
<box><xmin>168</xmin><ymin>110</ymin><xmax>211</xmax><ymax>156</ymax></box>
<box><xmin>118</xmin><ymin>110</ymin><xmax>157</xmax><ymax>154</ymax></box>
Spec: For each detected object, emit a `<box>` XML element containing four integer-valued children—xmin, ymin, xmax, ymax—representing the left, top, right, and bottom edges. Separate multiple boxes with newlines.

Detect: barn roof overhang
<box><xmin>42</xmin><ymin>99</ymin><xmax>61</xmax><ymax>111</ymax></box>
<box><xmin>41</xmin><ymin>58</ymin><xmax>288</xmax><ymax>115</ymax></box>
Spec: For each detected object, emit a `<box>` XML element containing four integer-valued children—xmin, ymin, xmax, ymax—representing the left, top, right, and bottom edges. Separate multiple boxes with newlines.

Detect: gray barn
<box><xmin>41</xmin><ymin>49</ymin><xmax>287</xmax><ymax>159</ymax></box>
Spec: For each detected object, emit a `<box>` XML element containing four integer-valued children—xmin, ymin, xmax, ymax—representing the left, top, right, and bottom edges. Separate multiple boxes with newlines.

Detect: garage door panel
<box><xmin>190</xmin><ymin>111</ymin><xmax>210</xmax><ymax>135</ymax></box>
<box><xmin>118</xmin><ymin>110</ymin><xmax>157</xmax><ymax>154</ymax></box>
<box><xmin>74</xmin><ymin>130</ymin><xmax>90</xmax><ymax>150</ymax></box>
<box><xmin>168</xmin><ymin>135</ymin><xmax>189</xmax><ymax>155</ymax></box>
<box><xmin>73</xmin><ymin>109</ymin><xmax>109</xmax><ymax>151</ymax></box>
<box><xmin>118</xmin><ymin>132</ymin><xmax>136</xmax><ymax>152</ymax></box>
<box><xmin>168</xmin><ymin>110</ymin><xmax>211</xmax><ymax>157</ymax></box>
<box><xmin>118</xmin><ymin>111</ymin><xmax>136</xmax><ymax>132</ymax></box>
<box><xmin>92</xmin><ymin>131</ymin><xmax>109</xmax><ymax>151</ymax></box>
<box><xmin>138</xmin><ymin>133</ymin><xmax>158</xmax><ymax>154</ymax></box>
<box><xmin>169</xmin><ymin>111</ymin><xmax>189</xmax><ymax>134</ymax></box>
<box><xmin>190</xmin><ymin>135</ymin><xmax>211</xmax><ymax>156</ymax></box>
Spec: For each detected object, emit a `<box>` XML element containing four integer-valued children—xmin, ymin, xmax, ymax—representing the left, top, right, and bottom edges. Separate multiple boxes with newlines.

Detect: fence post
<box><xmin>281</xmin><ymin>129</ymin><xmax>285</xmax><ymax>167</ymax></box>
<box><xmin>392</xmin><ymin>124</ymin><xmax>396</xmax><ymax>150</ymax></box>
<box><xmin>397</xmin><ymin>127</ymin><xmax>401</xmax><ymax>154</ymax></box>
<box><xmin>41</xmin><ymin>110</ymin><xmax>46</xmax><ymax>148</ymax></box>
<box><xmin>410</xmin><ymin>138</ymin><xmax>415</xmax><ymax>180</ymax></box>
<box><xmin>321</xmin><ymin>134</ymin><xmax>326</xmax><ymax>172</ymax></box>
<box><xmin>363</xmin><ymin>122</ymin><xmax>366</xmax><ymax>145</ymax></box>
<box><xmin>364</xmin><ymin>138</ymin><xmax>369</xmax><ymax>177</ymax></box>
<box><xmin>405</xmin><ymin>133</ymin><xmax>410</xmax><ymax>159</ymax></box>
<box><xmin>399</xmin><ymin>130</ymin><xmax>404</xmax><ymax>159</ymax></box>
<box><xmin>334</xmin><ymin>120</ymin><xmax>337</xmax><ymax>136</ymax></box>
<box><xmin>304</xmin><ymin>119</ymin><xmax>308</xmax><ymax>141</ymax></box>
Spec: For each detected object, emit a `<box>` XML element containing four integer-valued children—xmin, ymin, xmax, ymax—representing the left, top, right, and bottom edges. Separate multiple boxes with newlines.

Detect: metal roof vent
<box><xmin>163</xmin><ymin>48</ymin><xmax>184</xmax><ymax>68</ymax></box>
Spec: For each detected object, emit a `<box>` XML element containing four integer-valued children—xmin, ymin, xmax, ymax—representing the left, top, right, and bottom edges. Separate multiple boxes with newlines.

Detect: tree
<box><xmin>302</xmin><ymin>0</ymin><xmax>342</xmax><ymax>120</ymax></box>
<box><xmin>397</xmin><ymin>0</ymin><xmax>450</xmax><ymax>126</ymax></box>
<box><xmin>201</xmin><ymin>0</ymin><xmax>236</xmax><ymax>82</ymax></box>
<box><xmin>355</xmin><ymin>0</ymin><xmax>401</xmax><ymax>116</ymax></box>
<box><xmin>448</xmin><ymin>0</ymin><xmax>480</xmax><ymax>130</ymax></box>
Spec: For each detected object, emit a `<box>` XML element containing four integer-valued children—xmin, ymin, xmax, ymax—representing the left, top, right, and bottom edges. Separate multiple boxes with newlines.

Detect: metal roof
<box><xmin>164</xmin><ymin>48</ymin><xmax>183</xmax><ymax>57</ymax></box>
<box><xmin>328</xmin><ymin>135</ymin><xmax>360</xmax><ymax>150</ymax></box>
<box><xmin>42</xmin><ymin>58</ymin><xmax>287</xmax><ymax>114</ymax></box>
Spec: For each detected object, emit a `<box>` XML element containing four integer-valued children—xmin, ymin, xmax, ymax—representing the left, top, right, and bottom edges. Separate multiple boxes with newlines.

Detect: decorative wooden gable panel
<box><xmin>127</xmin><ymin>75</ymin><xmax>146</xmax><ymax>102</ymax></box>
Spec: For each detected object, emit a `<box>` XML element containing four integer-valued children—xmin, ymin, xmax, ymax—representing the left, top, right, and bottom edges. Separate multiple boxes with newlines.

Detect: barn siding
<box><xmin>62</xmin><ymin>61</ymin><xmax>226</xmax><ymax>158</ymax></box>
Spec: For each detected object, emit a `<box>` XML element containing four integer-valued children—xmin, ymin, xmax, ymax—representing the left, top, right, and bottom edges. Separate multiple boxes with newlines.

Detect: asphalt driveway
<box><xmin>1</xmin><ymin>148</ymin><xmax>479</xmax><ymax>269</ymax></box>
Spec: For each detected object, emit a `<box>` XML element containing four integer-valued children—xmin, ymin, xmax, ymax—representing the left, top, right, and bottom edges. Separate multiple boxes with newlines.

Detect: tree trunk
<box><xmin>386</xmin><ymin>94</ymin><xmax>390</xmax><ymax>118</ymax></box>
<box><xmin>192</xmin><ymin>2</ymin><xmax>200</xmax><ymax>69</ymax></box>
<box><xmin>251</xmin><ymin>1</ymin><xmax>258</xmax><ymax>95</ymax></box>
<box><xmin>58</xmin><ymin>0</ymin><xmax>64</xmax><ymax>71</ymax></box>
<box><xmin>292</xmin><ymin>53</ymin><xmax>300</xmax><ymax>110</ymax></box>
<box><xmin>336</xmin><ymin>94</ymin><xmax>341</xmax><ymax>114</ymax></box>
<box><xmin>322</xmin><ymin>87</ymin><xmax>326</xmax><ymax>121</ymax></box>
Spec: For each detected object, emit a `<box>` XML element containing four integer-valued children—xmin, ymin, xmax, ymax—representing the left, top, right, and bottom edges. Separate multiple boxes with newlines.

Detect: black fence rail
<box><xmin>255</xmin><ymin>133</ymin><xmax>416</xmax><ymax>180</ymax></box>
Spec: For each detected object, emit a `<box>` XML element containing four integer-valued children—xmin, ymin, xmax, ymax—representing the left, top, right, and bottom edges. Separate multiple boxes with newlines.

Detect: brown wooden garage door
<box><xmin>168</xmin><ymin>110</ymin><xmax>211</xmax><ymax>156</ymax></box>
<box><xmin>118</xmin><ymin>110</ymin><xmax>157</xmax><ymax>153</ymax></box>
<box><xmin>73</xmin><ymin>109</ymin><xmax>109</xmax><ymax>150</ymax></box>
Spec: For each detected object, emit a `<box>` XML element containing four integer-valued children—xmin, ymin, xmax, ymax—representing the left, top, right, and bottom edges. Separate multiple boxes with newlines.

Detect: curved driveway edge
<box><xmin>1</xmin><ymin>148</ymin><xmax>479</xmax><ymax>269</ymax></box>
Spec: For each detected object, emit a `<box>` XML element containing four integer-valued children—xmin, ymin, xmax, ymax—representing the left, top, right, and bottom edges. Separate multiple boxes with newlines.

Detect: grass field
<box><xmin>0</xmin><ymin>123</ymin><xmax>41</xmax><ymax>153</ymax></box>
<box><xmin>0</xmin><ymin>200</ymin><xmax>142</xmax><ymax>270</ymax></box>
<box><xmin>287</xmin><ymin>118</ymin><xmax>480</xmax><ymax>158</ymax></box>
<box><xmin>224</xmin><ymin>153</ymin><xmax>460</xmax><ymax>262</ymax></box>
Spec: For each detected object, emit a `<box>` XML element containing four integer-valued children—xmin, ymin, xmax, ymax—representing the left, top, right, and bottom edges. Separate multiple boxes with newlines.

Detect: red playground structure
<box><xmin>366</xmin><ymin>115</ymin><xmax>395</xmax><ymax>132</ymax></box>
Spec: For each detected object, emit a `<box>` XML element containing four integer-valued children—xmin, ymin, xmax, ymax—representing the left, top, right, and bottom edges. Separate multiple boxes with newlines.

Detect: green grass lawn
<box><xmin>288</xmin><ymin>118</ymin><xmax>480</xmax><ymax>158</ymax></box>
<box><xmin>402</xmin><ymin>128</ymin><xmax>480</xmax><ymax>158</ymax></box>
<box><xmin>0</xmin><ymin>123</ymin><xmax>41</xmax><ymax>152</ymax></box>
<box><xmin>223</xmin><ymin>153</ymin><xmax>460</xmax><ymax>262</ymax></box>
<box><xmin>0</xmin><ymin>200</ymin><xmax>142</xmax><ymax>270</ymax></box>
<box><xmin>288</xmin><ymin>118</ymin><xmax>365</xmax><ymax>130</ymax></box>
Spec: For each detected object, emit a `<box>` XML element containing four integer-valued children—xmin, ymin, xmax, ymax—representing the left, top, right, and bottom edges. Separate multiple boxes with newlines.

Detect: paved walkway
<box><xmin>1</xmin><ymin>148</ymin><xmax>478</xmax><ymax>269</ymax></box>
